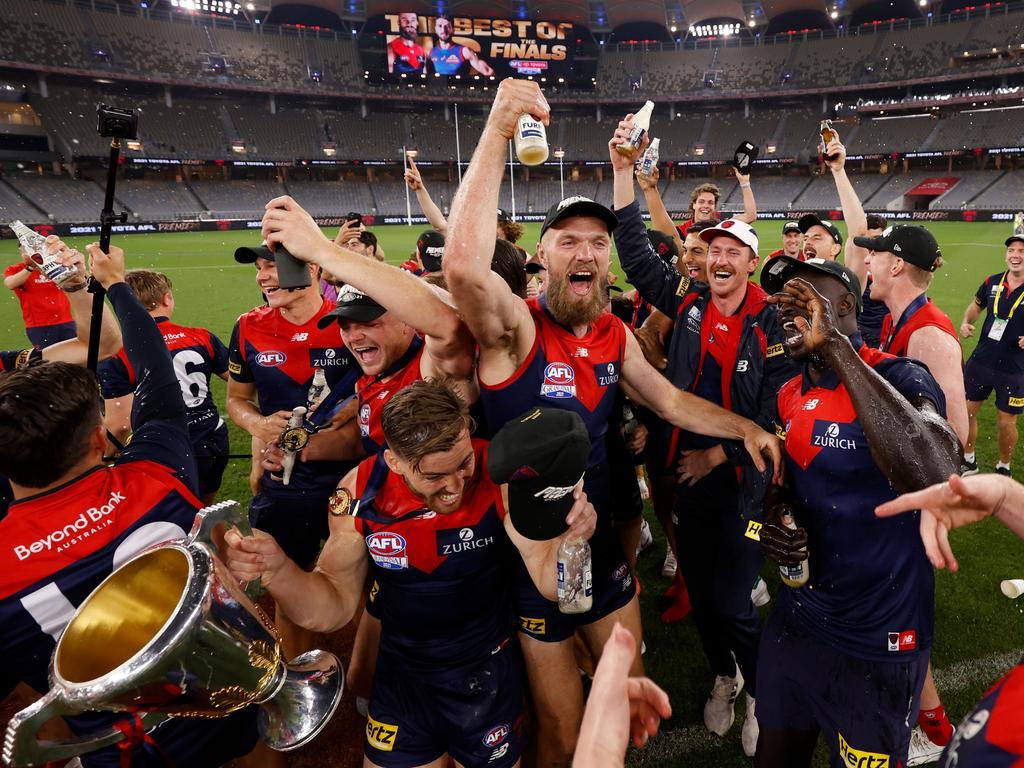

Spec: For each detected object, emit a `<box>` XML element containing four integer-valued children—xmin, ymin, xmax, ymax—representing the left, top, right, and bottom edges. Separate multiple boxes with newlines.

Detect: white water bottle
<box><xmin>638</xmin><ymin>137</ymin><xmax>660</xmax><ymax>178</ymax></box>
<box><xmin>557</xmin><ymin>536</ymin><xmax>593</xmax><ymax>614</ymax></box>
<box><xmin>514</xmin><ymin>115</ymin><xmax>549</xmax><ymax>166</ymax></box>
<box><xmin>778</xmin><ymin>513</ymin><xmax>810</xmax><ymax>587</ymax></box>
<box><xmin>615</xmin><ymin>101</ymin><xmax>655</xmax><ymax>158</ymax></box>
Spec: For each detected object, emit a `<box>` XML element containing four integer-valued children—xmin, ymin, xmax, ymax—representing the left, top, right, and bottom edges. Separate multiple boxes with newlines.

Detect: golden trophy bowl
<box><xmin>3</xmin><ymin>501</ymin><xmax>343</xmax><ymax>767</ymax></box>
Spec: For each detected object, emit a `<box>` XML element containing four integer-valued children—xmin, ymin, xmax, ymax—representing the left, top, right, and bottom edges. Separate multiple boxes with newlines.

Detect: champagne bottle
<box><xmin>615</xmin><ymin>101</ymin><xmax>655</xmax><ymax>157</ymax></box>
<box><xmin>10</xmin><ymin>221</ymin><xmax>76</xmax><ymax>286</ymax></box>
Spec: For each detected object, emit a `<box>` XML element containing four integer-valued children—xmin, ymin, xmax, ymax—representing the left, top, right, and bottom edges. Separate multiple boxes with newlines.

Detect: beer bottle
<box><xmin>557</xmin><ymin>536</ymin><xmax>593</xmax><ymax>614</ymax></box>
<box><xmin>638</xmin><ymin>137</ymin><xmax>660</xmax><ymax>178</ymax></box>
<box><xmin>306</xmin><ymin>367</ymin><xmax>329</xmax><ymax>412</ymax></box>
<box><xmin>615</xmin><ymin>101</ymin><xmax>655</xmax><ymax>157</ymax></box>
<box><xmin>819</xmin><ymin>120</ymin><xmax>838</xmax><ymax>160</ymax></box>
<box><xmin>778</xmin><ymin>513</ymin><xmax>810</xmax><ymax>587</ymax></box>
<box><xmin>514</xmin><ymin>115</ymin><xmax>549</xmax><ymax>165</ymax></box>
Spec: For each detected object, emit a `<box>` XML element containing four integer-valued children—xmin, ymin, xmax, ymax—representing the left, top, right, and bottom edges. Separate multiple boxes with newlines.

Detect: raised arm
<box><xmin>404</xmin><ymin>157</ymin><xmax>448</xmax><ymax>235</ymax></box>
<box><xmin>733</xmin><ymin>167</ymin><xmax>757</xmax><ymax>224</ymax></box>
<box><xmin>262</xmin><ymin>195</ymin><xmax>474</xmax><ymax>380</ymax></box>
<box><xmin>635</xmin><ymin>167</ymin><xmax>686</xmax><ymax>256</ymax></box>
<box><xmin>826</xmin><ymin>136</ymin><xmax>869</xmax><ymax>288</ymax></box>
<box><xmin>442</xmin><ymin>79</ymin><xmax>547</xmax><ymax>353</ymax></box>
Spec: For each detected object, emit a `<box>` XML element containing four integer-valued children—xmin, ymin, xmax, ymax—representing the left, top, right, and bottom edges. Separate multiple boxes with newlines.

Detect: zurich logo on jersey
<box><xmin>366</xmin><ymin>532</ymin><xmax>409</xmax><ymax>570</ymax></box>
<box><xmin>255</xmin><ymin>350</ymin><xmax>286</xmax><ymax>367</ymax></box>
<box><xmin>811</xmin><ymin>420</ymin><xmax>859</xmax><ymax>450</ymax></box>
<box><xmin>540</xmin><ymin>362</ymin><xmax>577</xmax><ymax>399</ymax></box>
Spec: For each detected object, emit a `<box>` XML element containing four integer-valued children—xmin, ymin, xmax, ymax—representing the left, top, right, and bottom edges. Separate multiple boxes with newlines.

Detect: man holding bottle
<box><xmin>756</xmin><ymin>256</ymin><xmax>960</xmax><ymax>768</ymax></box>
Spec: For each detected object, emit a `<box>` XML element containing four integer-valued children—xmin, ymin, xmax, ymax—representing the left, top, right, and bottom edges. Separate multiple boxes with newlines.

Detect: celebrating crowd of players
<box><xmin>1</xmin><ymin>77</ymin><xmax>1023</xmax><ymax>768</ymax></box>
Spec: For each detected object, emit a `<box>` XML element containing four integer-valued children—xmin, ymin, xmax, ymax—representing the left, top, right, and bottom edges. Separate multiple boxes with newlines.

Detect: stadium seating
<box><xmin>970</xmin><ymin>171</ymin><xmax>1024</xmax><ymax>210</ymax></box>
<box><xmin>117</xmin><ymin>179</ymin><xmax>204</xmax><ymax>220</ymax></box>
<box><xmin>286</xmin><ymin>178</ymin><xmax>375</xmax><ymax>218</ymax></box>
<box><xmin>9</xmin><ymin>175</ymin><xmax>108</xmax><ymax>222</ymax></box>
<box><xmin>0</xmin><ymin>181</ymin><xmax>49</xmax><ymax>224</ymax></box>
<box><xmin>188</xmin><ymin>179</ymin><xmax>287</xmax><ymax>218</ymax></box>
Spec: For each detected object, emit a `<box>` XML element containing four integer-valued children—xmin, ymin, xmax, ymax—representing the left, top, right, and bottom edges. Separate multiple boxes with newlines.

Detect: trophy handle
<box><xmin>185</xmin><ymin>500</ymin><xmax>263</xmax><ymax>600</ymax></box>
<box><xmin>3</xmin><ymin>688</ymin><xmax>166</xmax><ymax>767</ymax></box>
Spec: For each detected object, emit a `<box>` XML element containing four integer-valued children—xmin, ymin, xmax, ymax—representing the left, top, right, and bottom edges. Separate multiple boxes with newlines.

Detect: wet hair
<box><xmin>124</xmin><ymin>269</ymin><xmax>173</xmax><ymax>311</ymax></box>
<box><xmin>381</xmin><ymin>379</ymin><xmax>473</xmax><ymax>471</ymax></box>
<box><xmin>688</xmin><ymin>183</ymin><xmax>721</xmax><ymax>219</ymax></box>
<box><xmin>498</xmin><ymin>220</ymin><xmax>525</xmax><ymax>244</ymax></box>
<box><xmin>866</xmin><ymin>214</ymin><xmax>887</xmax><ymax>231</ymax></box>
<box><xmin>491</xmin><ymin>239</ymin><xmax>528</xmax><ymax>298</ymax></box>
<box><xmin>0</xmin><ymin>362</ymin><xmax>102</xmax><ymax>487</ymax></box>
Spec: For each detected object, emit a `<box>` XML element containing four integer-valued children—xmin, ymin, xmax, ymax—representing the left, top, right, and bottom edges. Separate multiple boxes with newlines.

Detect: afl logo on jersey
<box><xmin>255</xmin><ymin>351</ymin><xmax>286</xmax><ymax>367</ymax></box>
<box><xmin>366</xmin><ymin>532</ymin><xmax>409</xmax><ymax>570</ymax></box>
<box><xmin>540</xmin><ymin>362</ymin><xmax>577</xmax><ymax>399</ymax></box>
<box><xmin>483</xmin><ymin>724</ymin><xmax>509</xmax><ymax>748</ymax></box>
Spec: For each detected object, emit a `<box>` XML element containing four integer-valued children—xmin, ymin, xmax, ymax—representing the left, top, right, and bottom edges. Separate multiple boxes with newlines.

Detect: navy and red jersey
<box><xmin>968</xmin><ymin>272</ymin><xmax>1024</xmax><ymax>374</ymax></box>
<box><xmin>357</xmin><ymin>336</ymin><xmax>425</xmax><ymax>455</ymax></box>
<box><xmin>879</xmin><ymin>293</ymin><xmax>960</xmax><ymax>358</ymax></box>
<box><xmin>3</xmin><ymin>263</ymin><xmax>72</xmax><ymax>328</ymax></box>
<box><xmin>774</xmin><ymin>338</ymin><xmax>946</xmax><ymax>662</ymax></box>
<box><xmin>676</xmin><ymin>216</ymin><xmax>717</xmax><ymax>240</ymax></box>
<box><xmin>352</xmin><ymin>440</ymin><xmax>515</xmax><ymax>672</ymax></box>
<box><xmin>0</xmin><ymin>283</ymin><xmax>238</xmax><ymax>765</ymax></box>
<box><xmin>389</xmin><ymin>37</ymin><xmax>425</xmax><ymax>73</ymax></box>
<box><xmin>479</xmin><ymin>295</ymin><xmax>626</xmax><ymax>470</ymax></box>
<box><xmin>858</xmin><ymin>277</ymin><xmax>890</xmax><ymax>348</ymax></box>
<box><xmin>99</xmin><ymin>318</ymin><xmax>230</xmax><ymax>455</ymax></box>
<box><xmin>940</xmin><ymin>657</ymin><xmax>1024</xmax><ymax>767</ymax></box>
<box><xmin>228</xmin><ymin>300</ymin><xmax>359</xmax><ymax>495</ymax></box>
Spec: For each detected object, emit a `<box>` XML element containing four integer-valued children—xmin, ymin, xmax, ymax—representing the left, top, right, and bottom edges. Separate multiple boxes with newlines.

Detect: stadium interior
<box><xmin>1</xmin><ymin>0</ymin><xmax>1024</xmax><ymax>224</ymax></box>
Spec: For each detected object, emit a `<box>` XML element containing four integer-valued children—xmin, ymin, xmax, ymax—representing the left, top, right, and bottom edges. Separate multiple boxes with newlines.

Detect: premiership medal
<box><xmin>328</xmin><ymin>488</ymin><xmax>352</xmax><ymax>517</ymax></box>
<box><xmin>279</xmin><ymin>425</ymin><xmax>310</xmax><ymax>452</ymax></box>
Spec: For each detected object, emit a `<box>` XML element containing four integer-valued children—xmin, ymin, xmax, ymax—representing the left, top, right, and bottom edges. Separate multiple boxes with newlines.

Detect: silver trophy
<box><xmin>3</xmin><ymin>501</ymin><xmax>343</xmax><ymax>767</ymax></box>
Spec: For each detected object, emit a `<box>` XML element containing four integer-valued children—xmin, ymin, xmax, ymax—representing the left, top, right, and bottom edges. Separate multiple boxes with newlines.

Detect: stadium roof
<box><xmin>355</xmin><ymin>0</ymin><xmax>903</xmax><ymax>29</ymax></box>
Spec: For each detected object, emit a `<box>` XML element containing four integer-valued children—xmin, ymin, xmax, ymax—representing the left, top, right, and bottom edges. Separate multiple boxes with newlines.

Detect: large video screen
<box><xmin>363</xmin><ymin>13</ymin><xmax>577</xmax><ymax>80</ymax></box>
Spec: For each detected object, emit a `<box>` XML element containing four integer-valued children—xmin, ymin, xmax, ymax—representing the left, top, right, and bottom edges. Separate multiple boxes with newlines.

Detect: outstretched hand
<box><xmin>875</xmin><ymin>473</ymin><xmax>1008</xmax><ymax>571</ymax></box>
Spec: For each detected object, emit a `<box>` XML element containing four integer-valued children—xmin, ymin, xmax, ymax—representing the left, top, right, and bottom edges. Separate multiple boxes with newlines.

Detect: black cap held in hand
<box><xmin>487</xmin><ymin>408</ymin><xmax>591</xmax><ymax>541</ymax></box>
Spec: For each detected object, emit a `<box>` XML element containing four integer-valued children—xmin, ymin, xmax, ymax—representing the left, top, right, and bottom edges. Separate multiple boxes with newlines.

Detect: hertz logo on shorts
<box><xmin>228</xmin><ymin>361</ymin><xmax>242</xmax><ymax>375</ymax></box>
<box><xmin>519</xmin><ymin>616</ymin><xmax>546</xmax><ymax>635</ymax></box>
<box><xmin>366</xmin><ymin>716</ymin><xmax>398</xmax><ymax>752</ymax></box>
<box><xmin>837</xmin><ymin>732</ymin><xmax>889</xmax><ymax>768</ymax></box>
<box><xmin>1009</xmin><ymin>396</ymin><xmax>1024</xmax><ymax>408</ymax></box>
<box><xmin>744</xmin><ymin>521</ymin><xmax>762</xmax><ymax>542</ymax></box>
<box><xmin>766</xmin><ymin>343</ymin><xmax>784</xmax><ymax>358</ymax></box>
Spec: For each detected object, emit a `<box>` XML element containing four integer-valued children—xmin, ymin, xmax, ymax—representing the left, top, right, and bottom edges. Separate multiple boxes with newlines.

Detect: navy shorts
<box><xmin>248</xmin><ymin>489</ymin><xmax>329</xmax><ymax>568</ymax></box>
<box><xmin>758</xmin><ymin>608</ymin><xmax>928</xmax><ymax>768</ymax></box>
<box><xmin>194</xmin><ymin>427</ymin><xmax>229</xmax><ymax>496</ymax></box>
<box><xmin>26</xmin><ymin>321</ymin><xmax>77</xmax><ymax>349</ymax></box>
<box><xmin>964</xmin><ymin>357</ymin><xmax>1024</xmax><ymax>414</ymax></box>
<box><xmin>365</xmin><ymin>642</ymin><xmax>524</xmax><ymax>767</ymax></box>
<box><xmin>515</xmin><ymin>469</ymin><xmax>636</xmax><ymax>643</ymax></box>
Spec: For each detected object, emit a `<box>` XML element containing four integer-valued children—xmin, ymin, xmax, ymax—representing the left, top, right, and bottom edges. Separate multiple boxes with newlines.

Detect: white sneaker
<box><xmin>741</xmin><ymin>694</ymin><xmax>758</xmax><ymax>757</ymax></box>
<box><xmin>908</xmin><ymin>725</ymin><xmax>946</xmax><ymax>766</ymax></box>
<box><xmin>751</xmin><ymin>576</ymin><xmax>770</xmax><ymax>607</ymax></box>
<box><xmin>704</xmin><ymin>664</ymin><xmax>744</xmax><ymax>736</ymax></box>
<box><xmin>355</xmin><ymin>696</ymin><xmax>369</xmax><ymax>718</ymax></box>
<box><xmin>661</xmin><ymin>546</ymin><xmax>678</xmax><ymax>577</ymax></box>
<box><xmin>636</xmin><ymin>518</ymin><xmax>654</xmax><ymax>556</ymax></box>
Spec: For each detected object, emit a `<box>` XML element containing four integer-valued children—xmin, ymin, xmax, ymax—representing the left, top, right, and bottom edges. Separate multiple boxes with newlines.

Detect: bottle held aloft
<box><xmin>615</xmin><ymin>101</ymin><xmax>655</xmax><ymax>157</ymax></box>
<box><xmin>819</xmin><ymin>119</ymin><xmax>838</xmax><ymax>160</ymax></box>
<box><xmin>515</xmin><ymin>115</ymin><xmax>549</xmax><ymax>166</ymax></box>
<box><xmin>637</xmin><ymin>138</ymin><xmax>660</xmax><ymax>178</ymax></box>
<box><xmin>10</xmin><ymin>221</ymin><xmax>77</xmax><ymax>286</ymax></box>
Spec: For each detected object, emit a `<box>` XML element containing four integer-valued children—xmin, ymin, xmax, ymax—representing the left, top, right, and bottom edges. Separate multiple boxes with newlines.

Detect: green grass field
<box><xmin>3</xmin><ymin>221</ymin><xmax>1021</xmax><ymax>767</ymax></box>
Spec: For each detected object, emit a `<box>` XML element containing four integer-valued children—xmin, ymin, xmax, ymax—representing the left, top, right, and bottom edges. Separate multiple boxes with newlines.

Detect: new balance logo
<box><xmin>291</xmin><ymin>332</ymin><xmax>309</xmax><ymax>342</ymax></box>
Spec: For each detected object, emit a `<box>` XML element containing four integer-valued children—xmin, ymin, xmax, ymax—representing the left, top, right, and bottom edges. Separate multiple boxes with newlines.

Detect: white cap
<box><xmin>698</xmin><ymin>218</ymin><xmax>759</xmax><ymax>252</ymax></box>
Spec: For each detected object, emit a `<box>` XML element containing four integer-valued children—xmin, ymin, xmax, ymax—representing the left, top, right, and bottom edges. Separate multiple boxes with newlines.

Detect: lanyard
<box><xmin>993</xmin><ymin>272</ymin><xmax>1024</xmax><ymax>319</ymax></box>
<box><xmin>882</xmin><ymin>293</ymin><xmax>928</xmax><ymax>353</ymax></box>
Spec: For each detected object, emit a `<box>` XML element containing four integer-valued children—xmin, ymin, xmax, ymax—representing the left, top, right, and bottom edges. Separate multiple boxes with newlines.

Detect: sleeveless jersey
<box><xmin>479</xmin><ymin>295</ymin><xmax>626</xmax><ymax>469</ymax></box>
<box><xmin>357</xmin><ymin>336</ymin><xmax>425</xmax><ymax>455</ymax></box>
<box><xmin>879</xmin><ymin>294</ymin><xmax>960</xmax><ymax>358</ymax></box>
<box><xmin>100</xmin><ymin>318</ymin><xmax>230</xmax><ymax>454</ymax></box>
<box><xmin>228</xmin><ymin>300</ymin><xmax>359</xmax><ymax>496</ymax></box>
<box><xmin>353</xmin><ymin>440</ymin><xmax>514</xmax><ymax>671</ymax></box>
<box><xmin>429</xmin><ymin>44</ymin><xmax>469</xmax><ymax>75</ymax></box>
<box><xmin>390</xmin><ymin>37</ymin><xmax>425</xmax><ymax>73</ymax></box>
<box><xmin>775</xmin><ymin>339</ymin><xmax>945</xmax><ymax>662</ymax></box>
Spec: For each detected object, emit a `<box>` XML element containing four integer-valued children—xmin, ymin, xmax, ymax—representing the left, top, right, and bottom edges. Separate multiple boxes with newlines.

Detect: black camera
<box><xmin>96</xmin><ymin>104</ymin><xmax>138</xmax><ymax>140</ymax></box>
